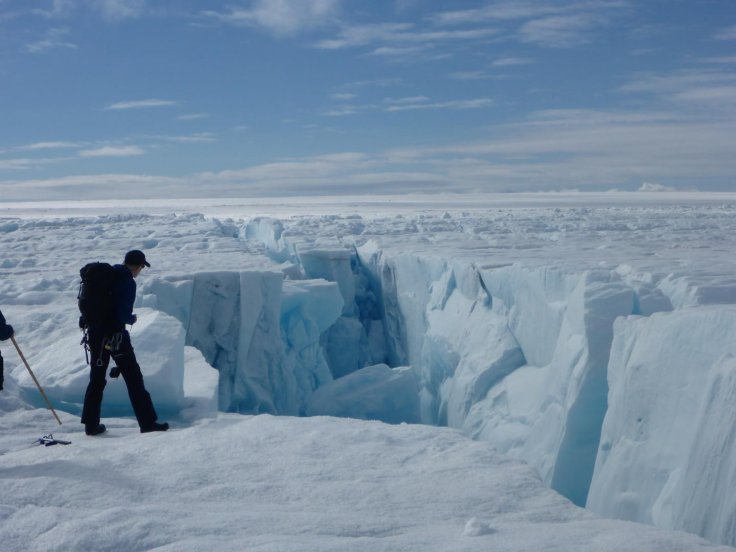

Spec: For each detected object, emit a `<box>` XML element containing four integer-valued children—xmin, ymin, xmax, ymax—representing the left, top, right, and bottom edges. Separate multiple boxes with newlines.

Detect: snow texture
<box><xmin>2</xmin><ymin>193</ymin><xmax>736</xmax><ymax>548</ymax></box>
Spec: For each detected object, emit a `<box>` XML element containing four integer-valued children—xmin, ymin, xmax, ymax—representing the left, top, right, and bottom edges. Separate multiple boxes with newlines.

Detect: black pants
<box><xmin>81</xmin><ymin>329</ymin><xmax>158</xmax><ymax>430</ymax></box>
<box><xmin>0</xmin><ymin>350</ymin><xmax>4</xmax><ymax>390</ymax></box>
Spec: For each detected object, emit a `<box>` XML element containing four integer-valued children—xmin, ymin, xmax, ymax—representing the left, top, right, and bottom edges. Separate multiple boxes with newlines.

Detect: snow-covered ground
<box><xmin>2</xmin><ymin>193</ymin><xmax>736</xmax><ymax>550</ymax></box>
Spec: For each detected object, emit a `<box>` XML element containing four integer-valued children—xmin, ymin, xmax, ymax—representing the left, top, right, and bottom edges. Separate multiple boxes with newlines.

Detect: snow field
<box><xmin>2</xmin><ymin>195</ymin><xmax>736</xmax><ymax>548</ymax></box>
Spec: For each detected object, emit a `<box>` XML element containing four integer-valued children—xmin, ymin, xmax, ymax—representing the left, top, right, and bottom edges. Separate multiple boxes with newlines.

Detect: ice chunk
<box><xmin>306</xmin><ymin>364</ymin><xmax>420</xmax><ymax>424</ymax></box>
<box><xmin>588</xmin><ymin>306</ymin><xmax>736</xmax><ymax>546</ymax></box>
<box><xmin>671</xmin><ymin>354</ymin><xmax>736</xmax><ymax>544</ymax></box>
<box><xmin>179</xmin><ymin>345</ymin><xmax>219</xmax><ymax>421</ymax></box>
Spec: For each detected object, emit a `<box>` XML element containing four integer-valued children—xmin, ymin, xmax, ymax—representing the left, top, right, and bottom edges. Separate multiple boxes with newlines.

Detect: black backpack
<box><xmin>78</xmin><ymin>263</ymin><xmax>118</xmax><ymax>330</ymax></box>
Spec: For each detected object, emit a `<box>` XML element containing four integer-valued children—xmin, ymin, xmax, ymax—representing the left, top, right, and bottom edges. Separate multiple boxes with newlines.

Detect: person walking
<box><xmin>81</xmin><ymin>250</ymin><xmax>169</xmax><ymax>435</ymax></box>
<box><xmin>0</xmin><ymin>309</ymin><xmax>14</xmax><ymax>391</ymax></box>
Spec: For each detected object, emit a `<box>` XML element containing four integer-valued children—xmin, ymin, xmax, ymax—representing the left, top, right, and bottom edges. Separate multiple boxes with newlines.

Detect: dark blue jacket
<box><xmin>0</xmin><ymin>309</ymin><xmax>13</xmax><ymax>341</ymax></box>
<box><xmin>112</xmin><ymin>265</ymin><xmax>137</xmax><ymax>327</ymax></box>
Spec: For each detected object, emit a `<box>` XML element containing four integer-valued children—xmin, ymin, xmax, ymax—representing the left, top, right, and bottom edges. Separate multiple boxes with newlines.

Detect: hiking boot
<box><xmin>140</xmin><ymin>422</ymin><xmax>169</xmax><ymax>433</ymax></box>
<box><xmin>85</xmin><ymin>423</ymin><xmax>106</xmax><ymax>436</ymax></box>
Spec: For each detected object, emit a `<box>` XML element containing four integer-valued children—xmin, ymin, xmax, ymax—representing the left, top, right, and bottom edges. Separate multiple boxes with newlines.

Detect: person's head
<box><xmin>124</xmin><ymin>250</ymin><xmax>150</xmax><ymax>278</ymax></box>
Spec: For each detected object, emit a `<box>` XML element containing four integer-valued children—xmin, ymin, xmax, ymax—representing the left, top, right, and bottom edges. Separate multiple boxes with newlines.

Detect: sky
<box><xmin>0</xmin><ymin>0</ymin><xmax>735</xmax><ymax>200</ymax></box>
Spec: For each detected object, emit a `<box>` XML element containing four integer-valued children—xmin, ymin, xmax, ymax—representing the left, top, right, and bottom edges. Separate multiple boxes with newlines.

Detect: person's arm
<box><xmin>0</xmin><ymin>309</ymin><xmax>14</xmax><ymax>341</ymax></box>
<box><xmin>113</xmin><ymin>278</ymin><xmax>137</xmax><ymax>326</ymax></box>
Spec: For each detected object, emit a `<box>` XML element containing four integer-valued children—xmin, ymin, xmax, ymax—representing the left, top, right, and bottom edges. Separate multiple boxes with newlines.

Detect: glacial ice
<box><xmin>4</xmin><ymin>201</ymin><xmax>736</xmax><ymax>547</ymax></box>
<box><xmin>587</xmin><ymin>306</ymin><xmax>736</xmax><ymax>537</ymax></box>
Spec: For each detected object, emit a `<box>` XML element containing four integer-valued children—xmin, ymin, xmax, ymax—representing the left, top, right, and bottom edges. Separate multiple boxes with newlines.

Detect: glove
<box><xmin>109</xmin><ymin>367</ymin><xmax>121</xmax><ymax>379</ymax></box>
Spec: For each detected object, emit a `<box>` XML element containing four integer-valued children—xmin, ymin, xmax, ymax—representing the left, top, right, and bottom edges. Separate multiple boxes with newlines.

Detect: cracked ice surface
<box><xmin>2</xmin><ymin>193</ymin><xmax>736</xmax><ymax>548</ymax></box>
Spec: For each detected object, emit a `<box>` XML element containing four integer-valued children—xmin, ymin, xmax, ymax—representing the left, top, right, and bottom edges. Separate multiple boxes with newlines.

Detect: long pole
<box><xmin>10</xmin><ymin>336</ymin><xmax>62</xmax><ymax>425</ymax></box>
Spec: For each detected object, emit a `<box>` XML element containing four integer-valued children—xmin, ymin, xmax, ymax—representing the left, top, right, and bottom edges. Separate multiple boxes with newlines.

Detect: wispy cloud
<box><xmin>324</xmin><ymin>96</ymin><xmax>494</xmax><ymax>116</ymax></box>
<box><xmin>331</xmin><ymin>92</ymin><xmax>356</xmax><ymax>100</ymax></box>
<box><xmin>106</xmin><ymin>99</ymin><xmax>177</xmax><ymax>110</ymax></box>
<box><xmin>0</xmin><ymin>158</ymin><xmax>39</xmax><ymax>170</ymax></box>
<box><xmin>78</xmin><ymin>145</ymin><xmax>145</xmax><ymax>158</ymax></box>
<box><xmin>25</xmin><ymin>27</ymin><xmax>77</xmax><ymax>54</ymax></box>
<box><xmin>491</xmin><ymin>56</ymin><xmax>534</xmax><ymax>67</ymax></box>
<box><xmin>203</xmin><ymin>0</ymin><xmax>342</xmax><ymax>36</ymax></box>
<box><xmin>316</xmin><ymin>23</ymin><xmax>497</xmax><ymax>50</ymax></box>
<box><xmin>3</xmin><ymin>102</ymin><xmax>735</xmax><ymax>197</ymax></box>
<box><xmin>620</xmin><ymin>69</ymin><xmax>736</xmax><ymax>106</ymax></box>
<box><xmin>35</xmin><ymin>0</ymin><xmax>147</xmax><ymax>21</ymax></box>
<box><xmin>162</xmin><ymin>133</ymin><xmax>216</xmax><ymax>144</ymax></box>
<box><xmin>176</xmin><ymin>113</ymin><xmax>210</xmax><ymax>121</ymax></box>
<box><xmin>433</xmin><ymin>1</ymin><xmax>627</xmax><ymax>48</ymax></box>
<box><xmin>714</xmin><ymin>24</ymin><xmax>736</xmax><ymax>41</ymax></box>
<box><xmin>519</xmin><ymin>14</ymin><xmax>601</xmax><ymax>47</ymax></box>
<box><xmin>366</xmin><ymin>45</ymin><xmax>451</xmax><ymax>63</ymax></box>
<box><xmin>699</xmin><ymin>56</ymin><xmax>736</xmax><ymax>64</ymax></box>
<box><xmin>449</xmin><ymin>71</ymin><xmax>493</xmax><ymax>80</ymax></box>
<box><xmin>16</xmin><ymin>141</ymin><xmax>80</xmax><ymax>151</ymax></box>
<box><xmin>386</xmin><ymin>107</ymin><xmax>736</xmax><ymax>190</ymax></box>
<box><xmin>433</xmin><ymin>1</ymin><xmax>628</xmax><ymax>25</ymax></box>
<box><xmin>384</xmin><ymin>98</ymin><xmax>493</xmax><ymax>112</ymax></box>
<box><xmin>0</xmin><ymin>154</ymin><xmax>75</xmax><ymax>170</ymax></box>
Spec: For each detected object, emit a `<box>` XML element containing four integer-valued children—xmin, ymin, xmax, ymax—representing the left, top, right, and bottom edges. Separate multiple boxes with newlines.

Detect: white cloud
<box><xmin>106</xmin><ymin>99</ymin><xmax>177</xmax><ymax>110</ymax></box>
<box><xmin>449</xmin><ymin>71</ymin><xmax>492</xmax><ymax>80</ymax></box>
<box><xmin>433</xmin><ymin>2</ymin><xmax>565</xmax><ymax>25</ymax></box>
<box><xmin>384</xmin><ymin>98</ymin><xmax>493</xmax><ymax>112</ymax></box>
<box><xmin>331</xmin><ymin>93</ymin><xmax>356</xmax><ymax>100</ymax></box>
<box><xmin>17</xmin><ymin>141</ymin><xmax>79</xmax><ymax>151</ymax></box>
<box><xmin>434</xmin><ymin>1</ymin><xmax>627</xmax><ymax>48</ymax></box>
<box><xmin>163</xmin><ymin>133</ymin><xmax>216</xmax><ymax>144</ymax></box>
<box><xmin>37</xmin><ymin>0</ymin><xmax>146</xmax><ymax>21</ymax></box>
<box><xmin>0</xmin><ymin>154</ymin><xmax>75</xmax><ymax>170</ymax></box>
<box><xmin>324</xmin><ymin>96</ymin><xmax>493</xmax><ymax>116</ymax></box>
<box><xmin>519</xmin><ymin>14</ymin><xmax>600</xmax><ymax>47</ymax></box>
<box><xmin>317</xmin><ymin>23</ymin><xmax>497</xmax><ymax>50</ymax></box>
<box><xmin>78</xmin><ymin>145</ymin><xmax>145</xmax><ymax>157</ymax></box>
<box><xmin>699</xmin><ymin>55</ymin><xmax>736</xmax><ymax>64</ymax></box>
<box><xmin>93</xmin><ymin>0</ymin><xmax>146</xmax><ymax>21</ymax></box>
<box><xmin>387</xmin><ymin>107</ymin><xmax>736</xmax><ymax>190</ymax></box>
<box><xmin>715</xmin><ymin>24</ymin><xmax>736</xmax><ymax>41</ymax></box>
<box><xmin>621</xmin><ymin>69</ymin><xmax>736</xmax><ymax>106</ymax></box>
<box><xmin>434</xmin><ymin>1</ymin><xmax>628</xmax><ymax>24</ymax></box>
<box><xmin>638</xmin><ymin>182</ymin><xmax>675</xmax><ymax>192</ymax></box>
<box><xmin>25</xmin><ymin>27</ymin><xmax>77</xmax><ymax>54</ymax></box>
<box><xmin>204</xmin><ymin>0</ymin><xmax>342</xmax><ymax>36</ymax></box>
<box><xmin>3</xmin><ymin>103</ymin><xmax>734</xmax><ymax>197</ymax></box>
<box><xmin>491</xmin><ymin>56</ymin><xmax>534</xmax><ymax>67</ymax></box>
<box><xmin>176</xmin><ymin>113</ymin><xmax>210</xmax><ymax>121</ymax></box>
<box><xmin>0</xmin><ymin>158</ymin><xmax>37</xmax><ymax>170</ymax></box>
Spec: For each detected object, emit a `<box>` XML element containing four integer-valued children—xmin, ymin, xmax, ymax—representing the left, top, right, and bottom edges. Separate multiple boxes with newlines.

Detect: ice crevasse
<box><xmin>133</xmin><ymin>216</ymin><xmax>736</xmax><ymax>547</ymax></box>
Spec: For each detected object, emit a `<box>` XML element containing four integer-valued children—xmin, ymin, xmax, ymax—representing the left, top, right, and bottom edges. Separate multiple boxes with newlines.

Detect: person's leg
<box><xmin>0</xmin><ymin>350</ymin><xmax>4</xmax><ymax>391</ymax></box>
<box><xmin>112</xmin><ymin>332</ymin><xmax>162</xmax><ymax>430</ymax></box>
<box><xmin>81</xmin><ymin>330</ymin><xmax>110</xmax><ymax>432</ymax></box>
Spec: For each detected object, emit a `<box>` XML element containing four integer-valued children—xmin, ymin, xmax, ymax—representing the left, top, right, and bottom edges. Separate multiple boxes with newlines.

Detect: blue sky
<box><xmin>1</xmin><ymin>0</ymin><xmax>735</xmax><ymax>200</ymax></box>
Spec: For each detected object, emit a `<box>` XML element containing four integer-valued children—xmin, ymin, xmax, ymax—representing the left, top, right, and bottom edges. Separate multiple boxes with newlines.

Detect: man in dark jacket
<box><xmin>0</xmin><ymin>309</ymin><xmax>14</xmax><ymax>391</ymax></box>
<box><xmin>81</xmin><ymin>250</ymin><xmax>169</xmax><ymax>435</ymax></box>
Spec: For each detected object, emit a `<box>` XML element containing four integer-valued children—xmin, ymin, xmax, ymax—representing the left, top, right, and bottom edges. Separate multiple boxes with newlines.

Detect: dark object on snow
<box><xmin>85</xmin><ymin>423</ymin><xmax>106</xmax><ymax>436</ymax></box>
<box><xmin>35</xmin><ymin>433</ymin><xmax>71</xmax><ymax>446</ymax></box>
<box><xmin>124</xmin><ymin>249</ymin><xmax>150</xmax><ymax>267</ymax></box>
<box><xmin>0</xmin><ymin>308</ymin><xmax>14</xmax><ymax>391</ymax></box>
<box><xmin>140</xmin><ymin>421</ymin><xmax>169</xmax><ymax>433</ymax></box>
<box><xmin>78</xmin><ymin>262</ymin><xmax>118</xmax><ymax>332</ymax></box>
<box><xmin>79</xmin><ymin>255</ymin><xmax>167</xmax><ymax>435</ymax></box>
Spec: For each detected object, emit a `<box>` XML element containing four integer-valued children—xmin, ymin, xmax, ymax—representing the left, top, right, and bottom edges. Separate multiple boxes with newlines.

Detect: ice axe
<box><xmin>10</xmin><ymin>335</ymin><xmax>62</xmax><ymax>426</ymax></box>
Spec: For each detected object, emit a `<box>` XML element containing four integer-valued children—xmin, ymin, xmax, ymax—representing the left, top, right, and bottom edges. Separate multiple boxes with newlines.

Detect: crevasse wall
<box><xmin>142</xmin><ymin>270</ymin><xmax>344</xmax><ymax>415</ymax></box>
<box><xmin>143</xmin><ymin>216</ymin><xmax>736</xmax><ymax>547</ymax></box>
